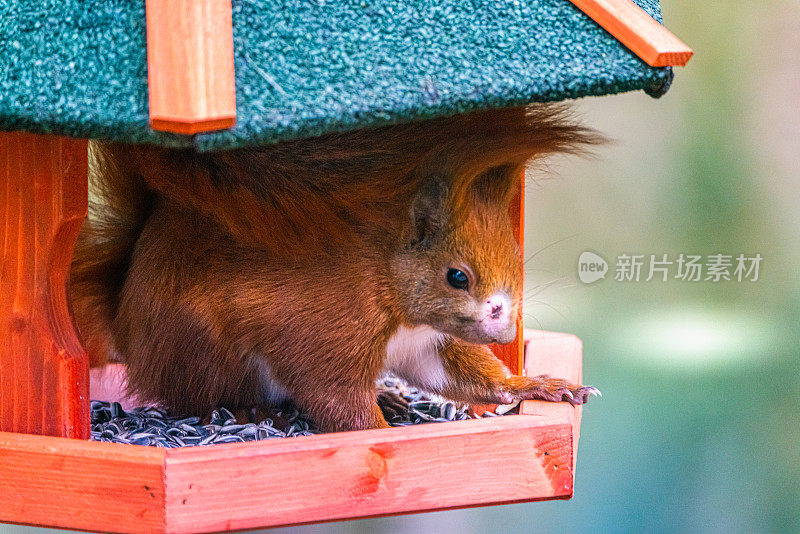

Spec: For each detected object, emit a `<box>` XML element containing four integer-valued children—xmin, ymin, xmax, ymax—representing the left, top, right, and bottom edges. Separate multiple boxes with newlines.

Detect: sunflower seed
<box><xmin>198</xmin><ymin>434</ymin><xmax>216</xmax><ymax>446</ymax></box>
<box><xmin>220</xmin><ymin>424</ymin><xmax>246</xmax><ymax>434</ymax></box>
<box><xmin>175</xmin><ymin>417</ymin><xmax>201</xmax><ymax>425</ymax></box>
<box><xmin>237</xmin><ymin>425</ymin><xmax>257</xmax><ymax>438</ymax></box>
<box><xmin>111</xmin><ymin>402</ymin><xmax>124</xmax><ymax>418</ymax></box>
<box><xmin>89</xmin><ymin>375</ymin><xmax>507</xmax><ymax>448</ymax></box>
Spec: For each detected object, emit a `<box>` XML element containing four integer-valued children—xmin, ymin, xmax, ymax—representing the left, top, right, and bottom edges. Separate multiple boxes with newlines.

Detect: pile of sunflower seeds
<box><xmin>90</xmin><ymin>377</ymin><xmax>510</xmax><ymax>448</ymax></box>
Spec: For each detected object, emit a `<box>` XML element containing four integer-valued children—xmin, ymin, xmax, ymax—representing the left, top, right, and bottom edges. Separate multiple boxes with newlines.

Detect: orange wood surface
<box><xmin>0</xmin><ymin>132</ymin><xmax>89</xmax><ymax>439</ymax></box>
<box><xmin>146</xmin><ymin>0</ymin><xmax>237</xmax><ymax>134</ymax></box>
<box><xmin>164</xmin><ymin>413</ymin><xmax>573</xmax><ymax>533</ymax></box>
<box><xmin>569</xmin><ymin>0</ymin><xmax>693</xmax><ymax>67</ymax></box>
<box><xmin>0</xmin><ymin>433</ymin><xmax>166</xmax><ymax>533</ymax></box>
<box><xmin>2</xmin><ymin>331</ymin><xmax>583</xmax><ymax>534</ymax></box>
<box><xmin>520</xmin><ymin>330</ymin><xmax>585</xmax><ymax>474</ymax></box>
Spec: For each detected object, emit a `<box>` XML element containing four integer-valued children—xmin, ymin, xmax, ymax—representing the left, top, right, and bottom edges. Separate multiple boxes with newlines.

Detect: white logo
<box><xmin>578</xmin><ymin>251</ymin><xmax>608</xmax><ymax>284</ymax></box>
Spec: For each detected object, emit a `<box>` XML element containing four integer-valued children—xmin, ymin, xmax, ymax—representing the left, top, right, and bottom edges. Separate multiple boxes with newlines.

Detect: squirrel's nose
<box><xmin>483</xmin><ymin>294</ymin><xmax>512</xmax><ymax>324</ymax></box>
<box><xmin>480</xmin><ymin>293</ymin><xmax>515</xmax><ymax>344</ymax></box>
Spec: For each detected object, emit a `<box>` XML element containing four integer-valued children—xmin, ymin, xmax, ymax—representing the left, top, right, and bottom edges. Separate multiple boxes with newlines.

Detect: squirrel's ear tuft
<box><xmin>406</xmin><ymin>175</ymin><xmax>449</xmax><ymax>248</ymax></box>
<box><xmin>469</xmin><ymin>164</ymin><xmax>522</xmax><ymax>208</ymax></box>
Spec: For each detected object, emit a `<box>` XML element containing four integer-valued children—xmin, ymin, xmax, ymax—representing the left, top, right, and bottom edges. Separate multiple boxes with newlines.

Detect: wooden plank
<box><xmin>520</xmin><ymin>330</ymin><xmax>584</xmax><ymax>474</ymax></box>
<box><xmin>0</xmin><ymin>409</ymin><xmax>574</xmax><ymax>533</ymax></box>
<box><xmin>569</xmin><ymin>0</ymin><xmax>693</xmax><ymax>67</ymax></box>
<box><xmin>145</xmin><ymin>0</ymin><xmax>236</xmax><ymax>134</ymax></box>
<box><xmin>163</xmin><ymin>414</ymin><xmax>573</xmax><ymax>533</ymax></box>
<box><xmin>0</xmin><ymin>432</ymin><xmax>166</xmax><ymax>533</ymax></box>
<box><xmin>0</xmin><ymin>132</ymin><xmax>89</xmax><ymax>438</ymax></box>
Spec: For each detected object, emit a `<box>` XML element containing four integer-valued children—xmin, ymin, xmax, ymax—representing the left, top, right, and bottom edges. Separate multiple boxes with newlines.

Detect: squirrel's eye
<box><xmin>446</xmin><ymin>268</ymin><xmax>469</xmax><ymax>290</ymax></box>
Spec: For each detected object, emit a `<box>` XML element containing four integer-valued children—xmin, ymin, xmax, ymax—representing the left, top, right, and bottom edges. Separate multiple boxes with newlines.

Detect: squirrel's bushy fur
<box><xmin>70</xmin><ymin>105</ymin><xmax>600</xmax><ymax>431</ymax></box>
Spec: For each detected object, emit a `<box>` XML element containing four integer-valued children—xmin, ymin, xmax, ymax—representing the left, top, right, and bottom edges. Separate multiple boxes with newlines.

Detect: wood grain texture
<box><xmin>0</xmin><ymin>132</ymin><xmax>89</xmax><ymax>439</ymax></box>
<box><xmin>0</xmin><ymin>432</ymin><xmax>166</xmax><ymax>533</ymax></box>
<box><xmin>521</xmin><ymin>330</ymin><xmax>584</xmax><ymax>474</ymax></box>
<box><xmin>569</xmin><ymin>0</ymin><xmax>693</xmax><ymax>67</ymax></box>
<box><xmin>1</xmin><ymin>330</ymin><xmax>582</xmax><ymax>533</ymax></box>
<box><xmin>164</xmin><ymin>416</ymin><xmax>573</xmax><ymax>533</ymax></box>
<box><xmin>146</xmin><ymin>0</ymin><xmax>236</xmax><ymax>134</ymax></box>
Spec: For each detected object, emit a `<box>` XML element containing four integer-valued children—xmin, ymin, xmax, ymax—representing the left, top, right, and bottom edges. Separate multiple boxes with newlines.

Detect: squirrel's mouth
<box><xmin>455</xmin><ymin>321</ymin><xmax>516</xmax><ymax>346</ymax></box>
<box><xmin>486</xmin><ymin>325</ymin><xmax>517</xmax><ymax>346</ymax></box>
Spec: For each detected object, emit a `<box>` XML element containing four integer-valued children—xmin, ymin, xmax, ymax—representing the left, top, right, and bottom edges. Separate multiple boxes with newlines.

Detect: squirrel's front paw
<box><xmin>377</xmin><ymin>390</ymin><xmax>410</xmax><ymax>422</ymax></box>
<box><xmin>514</xmin><ymin>375</ymin><xmax>601</xmax><ymax>406</ymax></box>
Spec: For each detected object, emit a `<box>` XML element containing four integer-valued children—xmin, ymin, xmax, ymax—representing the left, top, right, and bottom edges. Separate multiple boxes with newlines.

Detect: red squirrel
<box><xmin>70</xmin><ymin>105</ymin><xmax>600</xmax><ymax>432</ymax></box>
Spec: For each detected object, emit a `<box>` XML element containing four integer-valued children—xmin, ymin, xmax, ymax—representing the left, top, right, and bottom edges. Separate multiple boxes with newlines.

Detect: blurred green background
<box><xmin>5</xmin><ymin>1</ymin><xmax>798</xmax><ymax>533</ymax></box>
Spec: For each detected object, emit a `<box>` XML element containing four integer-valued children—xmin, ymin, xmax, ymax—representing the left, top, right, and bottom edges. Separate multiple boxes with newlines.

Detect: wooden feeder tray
<box><xmin>0</xmin><ymin>330</ymin><xmax>584</xmax><ymax>534</ymax></box>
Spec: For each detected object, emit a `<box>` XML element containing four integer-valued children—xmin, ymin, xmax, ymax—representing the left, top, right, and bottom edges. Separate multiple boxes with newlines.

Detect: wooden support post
<box><xmin>146</xmin><ymin>0</ymin><xmax>237</xmax><ymax>134</ymax></box>
<box><xmin>0</xmin><ymin>132</ymin><xmax>89</xmax><ymax>439</ymax></box>
<box><xmin>520</xmin><ymin>330</ymin><xmax>584</xmax><ymax>474</ymax></box>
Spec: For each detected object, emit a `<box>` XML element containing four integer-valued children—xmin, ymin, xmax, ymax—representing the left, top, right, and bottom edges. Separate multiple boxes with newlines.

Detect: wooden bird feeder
<box><xmin>1</xmin><ymin>331</ymin><xmax>583</xmax><ymax>533</ymax></box>
<box><xmin>0</xmin><ymin>0</ymin><xmax>690</xmax><ymax>532</ymax></box>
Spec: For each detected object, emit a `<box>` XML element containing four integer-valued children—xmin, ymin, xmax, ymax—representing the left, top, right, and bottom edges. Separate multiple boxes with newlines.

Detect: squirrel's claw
<box><xmin>377</xmin><ymin>390</ymin><xmax>410</xmax><ymax>422</ymax></box>
<box><xmin>514</xmin><ymin>375</ymin><xmax>601</xmax><ymax>406</ymax></box>
<box><xmin>557</xmin><ymin>387</ymin><xmax>575</xmax><ymax>401</ymax></box>
<box><xmin>568</xmin><ymin>386</ymin><xmax>601</xmax><ymax>405</ymax></box>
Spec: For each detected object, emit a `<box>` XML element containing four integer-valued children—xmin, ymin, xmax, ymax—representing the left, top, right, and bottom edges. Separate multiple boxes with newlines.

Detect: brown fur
<box><xmin>70</xmin><ymin>105</ymin><xmax>600</xmax><ymax>432</ymax></box>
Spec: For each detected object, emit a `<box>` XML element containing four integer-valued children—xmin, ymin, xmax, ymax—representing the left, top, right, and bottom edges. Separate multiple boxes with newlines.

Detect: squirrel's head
<box><xmin>392</xmin><ymin>167</ymin><xmax>522</xmax><ymax>345</ymax></box>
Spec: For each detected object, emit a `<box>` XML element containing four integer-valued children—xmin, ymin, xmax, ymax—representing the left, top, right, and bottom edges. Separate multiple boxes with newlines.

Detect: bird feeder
<box><xmin>0</xmin><ymin>0</ymin><xmax>690</xmax><ymax>531</ymax></box>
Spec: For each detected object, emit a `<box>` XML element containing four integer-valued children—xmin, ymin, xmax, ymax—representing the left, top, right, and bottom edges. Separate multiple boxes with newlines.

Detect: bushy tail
<box><xmin>70</xmin><ymin>104</ymin><xmax>601</xmax><ymax>365</ymax></box>
<box><xmin>70</xmin><ymin>142</ymin><xmax>158</xmax><ymax>367</ymax></box>
<box><xmin>118</xmin><ymin>104</ymin><xmax>602</xmax><ymax>256</ymax></box>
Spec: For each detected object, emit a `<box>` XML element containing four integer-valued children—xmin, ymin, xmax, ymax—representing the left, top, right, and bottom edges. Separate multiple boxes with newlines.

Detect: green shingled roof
<box><xmin>0</xmin><ymin>0</ymin><xmax>674</xmax><ymax>151</ymax></box>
